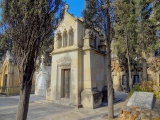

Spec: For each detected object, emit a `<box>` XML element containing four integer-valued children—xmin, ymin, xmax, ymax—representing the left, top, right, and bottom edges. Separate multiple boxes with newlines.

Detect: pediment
<box><xmin>57</xmin><ymin>12</ymin><xmax>77</xmax><ymax>29</ymax></box>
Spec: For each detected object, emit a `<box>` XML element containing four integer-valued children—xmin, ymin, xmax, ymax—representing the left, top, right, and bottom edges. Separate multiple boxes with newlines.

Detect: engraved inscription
<box><xmin>134</xmin><ymin>93</ymin><xmax>148</xmax><ymax>103</ymax></box>
<box><xmin>57</xmin><ymin>57</ymin><xmax>71</xmax><ymax>68</ymax></box>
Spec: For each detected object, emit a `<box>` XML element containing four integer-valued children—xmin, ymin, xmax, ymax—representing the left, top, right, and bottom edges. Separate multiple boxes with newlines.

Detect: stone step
<box><xmin>34</xmin><ymin>100</ymin><xmax>48</xmax><ymax>104</ymax></box>
<box><xmin>54</xmin><ymin>100</ymin><xmax>75</xmax><ymax>107</ymax></box>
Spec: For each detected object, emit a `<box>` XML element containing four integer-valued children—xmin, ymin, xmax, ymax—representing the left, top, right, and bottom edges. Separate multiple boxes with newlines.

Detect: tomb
<box><xmin>46</xmin><ymin>5</ymin><xmax>106</xmax><ymax>108</ymax></box>
<box><xmin>127</xmin><ymin>92</ymin><xmax>154</xmax><ymax>109</ymax></box>
<box><xmin>34</xmin><ymin>55</ymin><xmax>51</xmax><ymax>96</ymax></box>
<box><xmin>0</xmin><ymin>51</ymin><xmax>35</xmax><ymax>95</ymax></box>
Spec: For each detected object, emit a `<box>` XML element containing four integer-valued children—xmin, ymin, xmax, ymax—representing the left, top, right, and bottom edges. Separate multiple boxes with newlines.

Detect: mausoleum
<box><xmin>46</xmin><ymin>5</ymin><xmax>107</xmax><ymax>108</ymax></box>
<box><xmin>0</xmin><ymin>51</ymin><xmax>35</xmax><ymax>95</ymax></box>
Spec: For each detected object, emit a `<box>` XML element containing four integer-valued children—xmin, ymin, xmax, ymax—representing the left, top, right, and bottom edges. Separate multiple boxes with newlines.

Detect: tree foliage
<box><xmin>1</xmin><ymin>0</ymin><xmax>64</xmax><ymax>119</ymax></box>
<box><xmin>154</xmin><ymin>0</ymin><xmax>160</xmax><ymax>21</ymax></box>
<box><xmin>113</xmin><ymin>0</ymin><xmax>160</xmax><ymax>85</ymax></box>
<box><xmin>39</xmin><ymin>36</ymin><xmax>54</xmax><ymax>66</ymax></box>
<box><xmin>113</xmin><ymin>0</ymin><xmax>139</xmax><ymax>91</ymax></box>
<box><xmin>0</xmin><ymin>33</ymin><xmax>8</xmax><ymax>57</ymax></box>
<box><xmin>83</xmin><ymin>0</ymin><xmax>114</xmax><ymax>118</ymax></box>
<box><xmin>137</xmin><ymin>0</ymin><xmax>158</xmax><ymax>54</ymax></box>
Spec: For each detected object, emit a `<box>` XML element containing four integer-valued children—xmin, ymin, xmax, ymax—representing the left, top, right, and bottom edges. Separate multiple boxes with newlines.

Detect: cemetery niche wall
<box><xmin>111</xmin><ymin>57</ymin><xmax>142</xmax><ymax>91</ymax></box>
<box><xmin>0</xmin><ymin>51</ymin><xmax>35</xmax><ymax>95</ymax></box>
<box><xmin>111</xmin><ymin>50</ymin><xmax>160</xmax><ymax>91</ymax></box>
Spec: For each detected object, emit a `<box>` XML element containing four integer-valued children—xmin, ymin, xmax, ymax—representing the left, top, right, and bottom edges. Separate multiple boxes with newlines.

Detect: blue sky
<box><xmin>64</xmin><ymin>0</ymin><xmax>85</xmax><ymax>17</ymax></box>
<box><xmin>0</xmin><ymin>1</ymin><xmax>84</xmax><ymax>21</ymax></box>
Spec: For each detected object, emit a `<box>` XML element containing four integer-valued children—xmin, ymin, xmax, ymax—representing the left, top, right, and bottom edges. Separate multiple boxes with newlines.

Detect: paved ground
<box><xmin>0</xmin><ymin>91</ymin><xmax>128</xmax><ymax>120</ymax></box>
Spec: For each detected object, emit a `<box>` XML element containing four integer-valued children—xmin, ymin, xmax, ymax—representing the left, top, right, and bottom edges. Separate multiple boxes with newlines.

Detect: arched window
<box><xmin>63</xmin><ymin>29</ymin><xmax>68</xmax><ymax>47</ymax></box>
<box><xmin>69</xmin><ymin>27</ymin><xmax>74</xmax><ymax>46</ymax></box>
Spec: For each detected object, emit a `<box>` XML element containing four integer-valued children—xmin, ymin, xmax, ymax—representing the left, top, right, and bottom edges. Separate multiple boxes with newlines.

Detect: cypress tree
<box><xmin>1</xmin><ymin>0</ymin><xmax>64</xmax><ymax>119</ymax></box>
<box><xmin>83</xmin><ymin>0</ymin><xmax>114</xmax><ymax>118</ymax></box>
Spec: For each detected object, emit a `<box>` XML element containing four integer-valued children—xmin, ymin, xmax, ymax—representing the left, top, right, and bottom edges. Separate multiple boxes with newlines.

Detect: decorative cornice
<box><xmin>50</xmin><ymin>46</ymin><xmax>82</xmax><ymax>55</ymax></box>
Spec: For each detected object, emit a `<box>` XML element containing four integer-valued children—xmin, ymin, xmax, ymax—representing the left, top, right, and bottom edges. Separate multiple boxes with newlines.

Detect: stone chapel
<box><xmin>46</xmin><ymin>5</ymin><xmax>107</xmax><ymax>108</ymax></box>
<box><xmin>0</xmin><ymin>51</ymin><xmax>35</xmax><ymax>95</ymax></box>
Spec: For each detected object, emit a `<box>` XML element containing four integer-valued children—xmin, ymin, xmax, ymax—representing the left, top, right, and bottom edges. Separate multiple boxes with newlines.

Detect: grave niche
<box><xmin>133</xmin><ymin>75</ymin><xmax>140</xmax><ymax>84</ymax></box>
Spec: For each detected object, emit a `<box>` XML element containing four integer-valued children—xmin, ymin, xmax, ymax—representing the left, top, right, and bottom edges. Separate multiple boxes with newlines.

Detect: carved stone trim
<box><xmin>86</xmin><ymin>94</ymin><xmax>91</xmax><ymax>102</ymax></box>
<box><xmin>57</xmin><ymin>57</ymin><xmax>72</xmax><ymax>68</ymax></box>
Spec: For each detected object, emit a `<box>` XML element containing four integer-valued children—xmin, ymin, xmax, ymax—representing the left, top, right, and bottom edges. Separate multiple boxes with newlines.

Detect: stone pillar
<box><xmin>54</xmin><ymin>35</ymin><xmax>58</xmax><ymax>49</ymax></box>
<box><xmin>81</xmin><ymin>29</ymin><xmax>102</xmax><ymax>109</ymax></box>
<box><xmin>62</xmin><ymin>34</ymin><xmax>64</xmax><ymax>47</ymax></box>
<box><xmin>139</xmin><ymin>72</ymin><xmax>142</xmax><ymax>82</ymax></box>
<box><xmin>68</xmin><ymin>31</ymin><xmax>70</xmax><ymax>46</ymax></box>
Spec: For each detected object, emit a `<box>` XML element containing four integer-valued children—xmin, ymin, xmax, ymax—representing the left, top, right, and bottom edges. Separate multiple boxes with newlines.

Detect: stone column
<box><xmin>62</xmin><ymin>34</ymin><xmax>64</xmax><ymax>47</ymax></box>
<box><xmin>54</xmin><ymin>35</ymin><xmax>58</xmax><ymax>49</ymax></box>
<box><xmin>68</xmin><ymin>32</ymin><xmax>69</xmax><ymax>46</ymax></box>
<box><xmin>81</xmin><ymin>29</ymin><xmax>102</xmax><ymax>109</ymax></box>
<box><xmin>54</xmin><ymin>33</ymin><xmax>61</xmax><ymax>49</ymax></box>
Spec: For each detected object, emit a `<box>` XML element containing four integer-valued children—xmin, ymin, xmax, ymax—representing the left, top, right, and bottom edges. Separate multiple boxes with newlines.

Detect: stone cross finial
<box><xmin>41</xmin><ymin>55</ymin><xmax>45</xmax><ymax>63</ymax></box>
<box><xmin>65</xmin><ymin>4</ymin><xmax>69</xmax><ymax>12</ymax></box>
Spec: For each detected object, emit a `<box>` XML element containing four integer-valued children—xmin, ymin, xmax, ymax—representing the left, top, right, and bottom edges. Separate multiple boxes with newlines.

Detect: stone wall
<box><xmin>118</xmin><ymin>99</ymin><xmax>160</xmax><ymax>120</ymax></box>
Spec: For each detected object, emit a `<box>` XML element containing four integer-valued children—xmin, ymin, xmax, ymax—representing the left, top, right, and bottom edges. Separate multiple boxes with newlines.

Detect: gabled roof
<box><xmin>55</xmin><ymin>4</ymin><xmax>83</xmax><ymax>31</ymax></box>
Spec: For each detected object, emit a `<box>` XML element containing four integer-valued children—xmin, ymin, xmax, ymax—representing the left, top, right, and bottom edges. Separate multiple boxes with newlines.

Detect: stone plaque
<box><xmin>127</xmin><ymin>92</ymin><xmax>154</xmax><ymax>109</ymax></box>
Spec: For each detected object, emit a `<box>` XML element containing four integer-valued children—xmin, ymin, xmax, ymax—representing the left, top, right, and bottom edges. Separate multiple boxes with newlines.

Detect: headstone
<box><xmin>127</xmin><ymin>92</ymin><xmax>154</xmax><ymax>109</ymax></box>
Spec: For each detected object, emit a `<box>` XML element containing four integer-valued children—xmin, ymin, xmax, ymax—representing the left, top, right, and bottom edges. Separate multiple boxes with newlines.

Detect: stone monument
<box><xmin>35</xmin><ymin>55</ymin><xmax>51</xmax><ymax>96</ymax></box>
<box><xmin>127</xmin><ymin>91</ymin><xmax>154</xmax><ymax>109</ymax></box>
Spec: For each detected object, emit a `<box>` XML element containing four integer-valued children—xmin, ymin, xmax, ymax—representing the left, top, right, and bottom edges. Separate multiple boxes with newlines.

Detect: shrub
<box><xmin>154</xmin><ymin>91</ymin><xmax>160</xmax><ymax>99</ymax></box>
<box><xmin>128</xmin><ymin>84</ymin><xmax>153</xmax><ymax>98</ymax></box>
